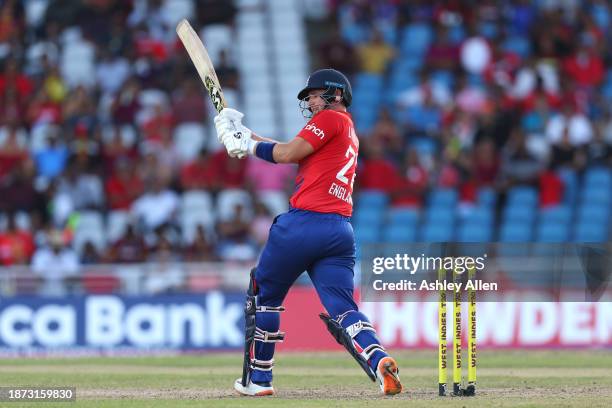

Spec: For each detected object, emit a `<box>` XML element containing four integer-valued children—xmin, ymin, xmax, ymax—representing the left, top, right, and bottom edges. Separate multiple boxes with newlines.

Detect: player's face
<box><xmin>307</xmin><ymin>89</ymin><xmax>326</xmax><ymax>114</ymax></box>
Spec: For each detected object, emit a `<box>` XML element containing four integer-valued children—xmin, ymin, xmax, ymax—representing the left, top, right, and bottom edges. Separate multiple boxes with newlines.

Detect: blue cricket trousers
<box><xmin>251</xmin><ymin>208</ymin><xmax>385</xmax><ymax>383</ymax></box>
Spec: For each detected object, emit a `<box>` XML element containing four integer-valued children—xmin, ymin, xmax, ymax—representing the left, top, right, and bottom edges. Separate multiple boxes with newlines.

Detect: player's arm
<box><xmin>251</xmin><ymin>133</ymin><xmax>314</xmax><ymax>163</ymax></box>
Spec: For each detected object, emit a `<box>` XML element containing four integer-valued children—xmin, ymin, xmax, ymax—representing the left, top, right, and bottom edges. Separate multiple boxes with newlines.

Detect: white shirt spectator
<box><xmin>545</xmin><ymin>112</ymin><xmax>593</xmax><ymax>146</ymax></box>
<box><xmin>32</xmin><ymin>246</ymin><xmax>80</xmax><ymax>297</ymax></box>
<box><xmin>96</xmin><ymin>56</ymin><xmax>131</xmax><ymax>95</ymax></box>
<box><xmin>132</xmin><ymin>188</ymin><xmax>179</xmax><ymax>230</ymax></box>
<box><xmin>396</xmin><ymin>81</ymin><xmax>452</xmax><ymax>108</ymax></box>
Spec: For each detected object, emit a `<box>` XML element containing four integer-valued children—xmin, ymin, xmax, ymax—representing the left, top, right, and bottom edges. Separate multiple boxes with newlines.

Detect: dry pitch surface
<box><xmin>1</xmin><ymin>350</ymin><xmax>611</xmax><ymax>407</ymax></box>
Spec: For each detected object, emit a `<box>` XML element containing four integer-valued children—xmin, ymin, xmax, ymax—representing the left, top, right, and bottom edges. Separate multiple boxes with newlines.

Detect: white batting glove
<box><xmin>220</xmin><ymin>124</ymin><xmax>257</xmax><ymax>159</ymax></box>
<box><xmin>214</xmin><ymin>108</ymin><xmax>245</xmax><ymax>143</ymax></box>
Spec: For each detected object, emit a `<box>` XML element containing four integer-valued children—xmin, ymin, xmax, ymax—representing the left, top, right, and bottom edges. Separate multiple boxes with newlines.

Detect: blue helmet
<box><xmin>297</xmin><ymin>68</ymin><xmax>352</xmax><ymax>107</ymax></box>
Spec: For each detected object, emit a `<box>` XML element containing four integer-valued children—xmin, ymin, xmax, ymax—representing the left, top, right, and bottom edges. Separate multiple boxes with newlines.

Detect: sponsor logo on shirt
<box><xmin>304</xmin><ymin>123</ymin><xmax>325</xmax><ymax>139</ymax></box>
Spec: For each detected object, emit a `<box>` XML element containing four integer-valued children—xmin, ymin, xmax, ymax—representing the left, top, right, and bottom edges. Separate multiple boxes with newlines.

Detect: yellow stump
<box><xmin>466</xmin><ymin>267</ymin><xmax>477</xmax><ymax>395</ymax></box>
<box><xmin>452</xmin><ymin>269</ymin><xmax>462</xmax><ymax>395</ymax></box>
<box><xmin>438</xmin><ymin>268</ymin><xmax>447</xmax><ymax>396</ymax></box>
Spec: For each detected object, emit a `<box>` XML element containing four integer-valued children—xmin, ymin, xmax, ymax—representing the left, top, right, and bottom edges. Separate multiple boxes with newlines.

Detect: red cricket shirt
<box><xmin>290</xmin><ymin>109</ymin><xmax>359</xmax><ymax>217</ymax></box>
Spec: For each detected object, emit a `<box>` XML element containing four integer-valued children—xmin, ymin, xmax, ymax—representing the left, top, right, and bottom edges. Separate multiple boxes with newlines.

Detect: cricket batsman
<box><xmin>213</xmin><ymin>68</ymin><xmax>402</xmax><ymax>397</ymax></box>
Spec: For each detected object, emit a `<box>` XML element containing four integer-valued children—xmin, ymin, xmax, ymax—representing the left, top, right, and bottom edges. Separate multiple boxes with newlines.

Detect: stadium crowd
<box><xmin>0</xmin><ymin>0</ymin><xmax>610</xmax><ymax>278</ymax></box>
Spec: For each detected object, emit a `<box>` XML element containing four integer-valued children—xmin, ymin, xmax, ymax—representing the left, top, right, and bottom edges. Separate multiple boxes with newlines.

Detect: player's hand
<box><xmin>220</xmin><ymin>124</ymin><xmax>256</xmax><ymax>159</ymax></box>
<box><xmin>214</xmin><ymin>108</ymin><xmax>245</xmax><ymax>143</ymax></box>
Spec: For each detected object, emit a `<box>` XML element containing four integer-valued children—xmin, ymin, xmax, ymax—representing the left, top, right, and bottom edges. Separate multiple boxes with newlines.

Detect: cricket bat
<box><xmin>176</xmin><ymin>19</ymin><xmax>227</xmax><ymax>113</ymax></box>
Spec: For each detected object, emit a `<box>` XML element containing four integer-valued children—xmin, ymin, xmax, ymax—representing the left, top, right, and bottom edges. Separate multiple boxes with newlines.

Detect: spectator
<box><xmin>539</xmin><ymin>165</ymin><xmax>564</xmax><ymax>208</ymax></box>
<box><xmin>0</xmin><ymin>124</ymin><xmax>28</xmax><ymax>180</ymax></box>
<box><xmin>144</xmin><ymin>233</ymin><xmax>184</xmax><ymax>294</ymax></box>
<box><xmin>426</xmin><ymin>25</ymin><xmax>460</xmax><ymax>71</ymax></box>
<box><xmin>131</xmin><ymin>178</ymin><xmax>179</xmax><ymax>232</ymax></box>
<box><xmin>111</xmin><ymin>77</ymin><xmax>141</xmax><ymax>125</ymax></box>
<box><xmin>356</xmin><ymin>138</ymin><xmax>397</xmax><ymax>192</ymax></box>
<box><xmin>26</xmin><ymin>87</ymin><xmax>62</xmax><ymax>127</ymax></box>
<box><xmin>109</xmin><ymin>224</ymin><xmax>147</xmax><ymax>263</ymax></box>
<box><xmin>370</xmin><ymin>108</ymin><xmax>403</xmax><ymax>154</ymax></box>
<box><xmin>396</xmin><ymin>70</ymin><xmax>452</xmax><ymax>109</ymax></box>
<box><xmin>250</xmin><ymin>202</ymin><xmax>274</xmax><ymax>248</ymax></box>
<box><xmin>31</xmin><ymin>230</ymin><xmax>80</xmax><ymax>297</ymax></box>
<box><xmin>183</xmin><ymin>224</ymin><xmax>218</xmax><ymax>262</ymax></box>
<box><xmin>390</xmin><ymin>149</ymin><xmax>428</xmax><ymax>208</ymax></box>
<box><xmin>562</xmin><ymin>39</ymin><xmax>605</xmax><ymax>89</ymax></box>
<box><xmin>472</xmin><ymin>138</ymin><xmax>500</xmax><ymax>187</ymax></box>
<box><xmin>318</xmin><ymin>25</ymin><xmax>358</xmax><ymax>77</ymax></box>
<box><xmin>57</xmin><ymin>157</ymin><xmax>105</xmax><ymax>211</ymax></box>
<box><xmin>0</xmin><ymin>158</ymin><xmax>46</xmax><ymax>217</ymax></box>
<box><xmin>171</xmin><ymin>78</ymin><xmax>207</xmax><ymax>125</ymax></box>
<box><xmin>0</xmin><ymin>59</ymin><xmax>33</xmax><ymax>100</ymax></box>
<box><xmin>34</xmin><ymin>133</ymin><xmax>70</xmax><ymax>180</ymax></box>
<box><xmin>217</xmin><ymin>204</ymin><xmax>258</xmax><ymax>262</ymax></box>
<box><xmin>81</xmin><ymin>241</ymin><xmax>102</xmax><ymax>264</ymax></box>
<box><xmin>215</xmin><ymin>50</ymin><xmax>240</xmax><ymax>90</ymax></box>
<box><xmin>500</xmin><ymin>129</ymin><xmax>543</xmax><ymax>187</ymax></box>
<box><xmin>0</xmin><ymin>213</ymin><xmax>35</xmax><ymax>266</ymax></box>
<box><xmin>545</xmin><ymin>103</ymin><xmax>593</xmax><ymax>146</ymax></box>
<box><xmin>356</xmin><ymin>29</ymin><xmax>395</xmax><ymax>74</ymax></box>
<box><xmin>210</xmin><ymin>149</ymin><xmax>247</xmax><ymax>188</ymax></box>
<box><xmin>180</xmin><ymin>148</ymin><xmax>218</xmax><ymax>191</ymax></box>
<box><xmin>95</xmin><ymin>48</ymin><xmax>132</xmax><ymax>96</ymax></box>
<box><xmin>586</xmin><ymin>126</ymin><xmax>612</xmax><ymax>166</ymax></box>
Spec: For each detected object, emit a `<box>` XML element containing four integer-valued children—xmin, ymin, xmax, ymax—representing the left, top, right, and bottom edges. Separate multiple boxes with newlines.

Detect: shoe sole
<box><xmin>380</xmin><ymin>358</ymin><xmax>403</xmax><ymax>395</ymax></box>
<box><xmin>235</xmin><ymin>389</ymin><xmax>274</xmax><ymax>397</ymax></box>
<box><xmin>234</xmin><ymin>381</ymin><xmax>275</xmax><ymax>397</ymax></box>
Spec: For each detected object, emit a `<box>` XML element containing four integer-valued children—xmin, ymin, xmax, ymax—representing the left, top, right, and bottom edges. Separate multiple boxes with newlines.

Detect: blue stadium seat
<box><xmin>500</xmin><ymin>223</ymin><xmax>532</xmax><ymax>242</ymax></box>
<box><xmin>383</xmin><ymin>225</ymin><xmax>417</xmax><ymax>243</ymax></box>
<box><xmin>425</xmin><ymin>206</ymin><xmax>456</xmax><ymax>226</ymax></box>
<box><xmin>400</xmin><ymin>23</ymin><xmax>433</xmax><ymax>56</ymax></box>
<box><xmin>557</xmin><ymin>168</ymin><xmax>578</xmax><ymax>206</ymax></box>
<box><xmin>582</xmin><ymin>185</ymin><xmax>611</xmax><ymax>205</ymax></box>
<box><xmin>539</xmin><ymin>205</ymin><xmax>572</xmax><ymax>224</ymax></box>
<box><xmin>507</xmin><ymin>186</ymin><xmax>538</xmax><ymax>206</ymax></box>
<box><xmin>341</xmin><ymin>23</ymin><xmax>369</xmax><ymax>44</ymax></box>
<box><xmin>387</xmin><ymin>208</ymin><xmax>419</xmax><ymax>226</ymax></box>
<box><xmin>428</xmin><ymin>188</ymin><xmax>458</xmax><ymax>208</ymax></box>
<box><xmin>410</xmin><ymin>137</ymin><xmax>437</xmax><ymax>156</ymax></box>
<box><xmin>503</xmin><ymin>204</ymin><xmax>536</xmax><ymax>223</ymax></box>
<box><xmin>354</xmin><ymin>225</ymin><xmax>381</xmax><ymax>244</ymax></box>
<box><xmin>421</xmin><ymin>223</ymin><xmax>453</xmax><ymax>242</ymax></box>
<box><xmin>457</xmin><ymin>223</ymin><xmax>493</xmax><ymax>242</ymax></box>
<box><xmin>477</xmin><ymin>187</ymin><xmax>497</xmax><ymax>208</ymax></box>
<box><xmin>353</xmin><ymin>208</ymin><xmax>385</xmax><ymax>226</ymax></box>
<box><xmin>574</xmin><ymin>222</ymin><xmax>609</xmax><ymax>242</ymax></box>
<box><xmin>354</xmin><ymin>73</ymin><xmax>384</xmax><ymax>93</ymax></box>
<box><xmin>577</xmin><ymin>203</ymin><xmax>610</xmax><ymax>224</ymax></box>
<box><xmin>502</xmin><ymin>35</ymin><xmax>531</xmax><ymax>58</ymax></box>
<box><xmin>356</xmin><ymin>191</ymin><xmax>389</xmax><ymax>209</ymax></box>
<box><xmin>461</xmin><ymin>207</ymin><xmax>495</xmax><ymax>226</ymax></box>
<box><xmin>536</xmin><ymin>222</ymin><xmax>570</xmax><ymax>242</ymax></box>
<box><xmin>584</xmin><ymin>167</ymin><xmax>611</xmax><ymax>188</ymax></box>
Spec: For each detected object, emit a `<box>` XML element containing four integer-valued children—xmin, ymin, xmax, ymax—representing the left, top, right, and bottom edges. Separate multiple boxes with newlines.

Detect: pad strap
<box><xmin>250</xmin><ymin>358</ymin><xmax>275</xmax><ymax>371</ymax></box>
<box><xmin>360</xmin><ymin>343</ymin><xmax>385</xmax><ymax>361</ymax></box>
<box><xmin>257</xmin><ymin>305</ymin><xmax>285</xmax><ymax>313</ymax></box>
<box><xmin>346</xmin><ymin>321</ymin><xmax>376</xmax><ymax>338</ymax></box>
<box><xmin>255</xmin><ymin>327</ymin><xmax>286</xmax><ymax>343</ymax></box>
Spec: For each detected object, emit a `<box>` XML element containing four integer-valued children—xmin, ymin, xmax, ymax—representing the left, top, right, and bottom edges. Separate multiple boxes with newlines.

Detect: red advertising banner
<box><xmin>278</xmin><ymin>287</ymin><xmax>612</xmax><ymax>350</ymax></box>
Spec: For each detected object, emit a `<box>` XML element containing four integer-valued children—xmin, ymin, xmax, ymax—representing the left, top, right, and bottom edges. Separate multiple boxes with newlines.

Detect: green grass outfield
<box><xmin>0</xmin><ymin>350</ymin><xmax>611</xmax><ymax>407</ymax></box>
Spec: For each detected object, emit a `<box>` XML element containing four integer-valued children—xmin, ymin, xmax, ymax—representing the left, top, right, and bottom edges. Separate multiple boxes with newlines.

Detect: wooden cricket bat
<box><xmin>176</xmin><ymin>19</ymin><xmax>227</xmax><ymax>113</ymax></box>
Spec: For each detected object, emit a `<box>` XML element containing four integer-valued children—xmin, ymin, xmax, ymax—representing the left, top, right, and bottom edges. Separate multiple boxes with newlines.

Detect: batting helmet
<box><xmin>297</xmin><ymin>68</ymin><xmax>352</xmax><ymax>107</ymax></box>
